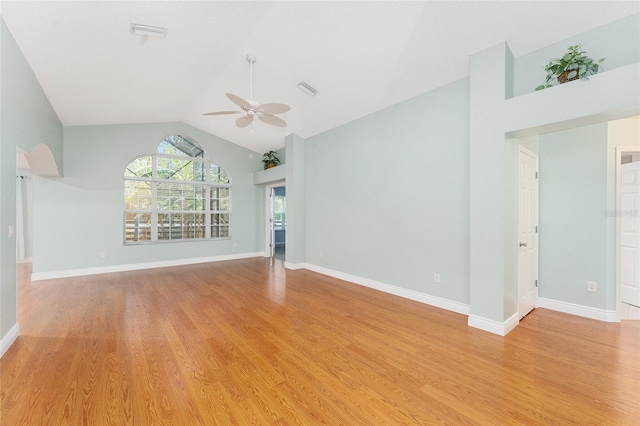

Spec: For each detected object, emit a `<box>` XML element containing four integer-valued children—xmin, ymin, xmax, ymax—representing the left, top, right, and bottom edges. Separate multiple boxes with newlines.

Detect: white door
<box><xmin>620</xmin><ymin>161</ymin><xmax>640</xmax><ymax>307</ymax></box>
<box><xmin>518</xmin><ymin>147</ymin><xmax>538</xmax><ymax>318</ymax></box>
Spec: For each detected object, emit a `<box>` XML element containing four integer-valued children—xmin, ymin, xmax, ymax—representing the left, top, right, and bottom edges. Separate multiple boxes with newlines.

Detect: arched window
<box><xmin>124</xmin><ymin>135</ymin><xmax>231</xmax><ymax>244</ymax></box>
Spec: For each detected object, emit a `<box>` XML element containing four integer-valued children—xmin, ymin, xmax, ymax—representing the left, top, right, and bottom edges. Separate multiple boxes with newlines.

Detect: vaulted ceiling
<box><xmin>2</xmin><ymin>1</ymin><xmax>638</xmax><ymax>153</ymax></box>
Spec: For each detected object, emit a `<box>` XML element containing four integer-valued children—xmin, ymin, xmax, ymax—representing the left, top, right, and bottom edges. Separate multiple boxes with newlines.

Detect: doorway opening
<box><xmin>272</xmin><ymin>186</ymin><xmax>286</xmax><ymax>261</ymax></box>
<box><xmin>16</xmin><ymin>147</ymin><xmax>33</xmax><ymax>265</ymax></box>
<box><xmin>264</xmin><ymin>181</ymin><xmax>286</xmax><ymax>261</ymax></box>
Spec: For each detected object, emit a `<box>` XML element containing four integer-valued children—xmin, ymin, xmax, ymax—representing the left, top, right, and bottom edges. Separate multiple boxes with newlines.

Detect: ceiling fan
<box><xmin>203</xmin><ymin>54</ymin><xmax>291</xmax><ymax>128</ymax></box>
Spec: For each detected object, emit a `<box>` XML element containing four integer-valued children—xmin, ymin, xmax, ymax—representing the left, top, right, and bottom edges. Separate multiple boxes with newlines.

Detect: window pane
<box><xmin>183</xmin><ymin>214</ymin><xmax>206</xmax><ymax>239</ymax></box>
<box><xmin>124</xmin><ymin>180</ymin><xmax>152</xmax><ymax>210</ymax></box>
<box><xmin>211</xmin><ymin>187</ymin><xmax>230</xmax><ymax>211</ymax></box>
<box><xmin>158</xmin><ymin>135</ymin><xmax>204</xmax><ymax>158</ymax></box>
<box><xmin>211</xmin><ymin>214</ymin><xmax>230</xmax><ymax>239</ymax></box>
<box><xmin>125</xmin><ymin>156</ymin><xmax>153</xmax><ymax>178</ymax></box>
<box><xmin>219</xmin><ymin>187</ymin><xmax>230</xmax><ymax>211</ymax></box>
<box><xmin>125</xmin><ymin>212</ymin><xmax>152</xmax><ymax>242</ymax></box>
<box><xmin>157</xmin><ymin>213</ymin><xmax>206</xmax><ymax>240</ymax></box>
<box><xmin>210</xmin><ymin>164</ymin><xmax>230</xmax><ymax>184</ymax></box>
<box><xmin>157</xmin><ymin>157</ymin><xmax>195</xmax><ymax>181</ymax></box>
<box><xmin>157</xmin><ymin>184</ymin><xmax>205</xmax><ymax>211</ymax></box>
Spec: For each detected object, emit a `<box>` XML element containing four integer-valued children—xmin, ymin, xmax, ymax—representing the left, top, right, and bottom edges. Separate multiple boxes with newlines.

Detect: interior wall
<box><xmin>32</xmin><ymin>122</ymin><xmax>263</xmax><ymax>275</ymax></box>
<box><xmin>1</xmin><ymin>18</ymin><xmax>63</xmax><ymax>340</ymax></box>
<box><xmin>538</xmin><ymin>123</ymin><xmax>609</xmax><ymax>309</ymax></box>
<box><xmin>304</xmin><ymin>78</ymin><xmax>471</xmax><ymax>304</ymax></box>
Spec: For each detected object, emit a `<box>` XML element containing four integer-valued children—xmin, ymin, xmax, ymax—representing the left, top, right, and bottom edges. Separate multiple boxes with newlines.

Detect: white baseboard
<box><xmin>284</xmin><ymin>262</ymin><xmax>306</xmax><ymax>270</ymax></box>
<box><xmin>299</xmin><ymin>263</ymin><xmax>470</xmax><ymax>316</ymax></box>
<box><xmin>31</xmin><ymin>252</ymin><xmax>264</xmax><ymax>281</ymax></box>
<box><xmin>538</xmin><ymin>298</ymin><xmax>618</xmax><ymax>322</ymax></box>
<box><xmin>17</xmin><ymin>257</ymin><xmax>33</xmax><ymax>264</ymax></box>
<box><xmin>468</xmin><ymin>313</ymin><xmax>519</xmax><ymax>336</ymax></box>
<box><xmin>0</xmin><ymin>324</ymin><xmax>20</xmax><ymax>358</ymax></box>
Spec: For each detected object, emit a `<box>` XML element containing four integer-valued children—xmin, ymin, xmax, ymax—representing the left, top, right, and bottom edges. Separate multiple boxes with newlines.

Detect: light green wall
<box><xmin>284</xmin><ymin>134</ymin><xmax>305</xmax><ymax>265</ymax></box>
<box><xmin>539</xmin><ymin>124</ymin><xmax>609</xmax><ymax>308</ymax></box>
<box><xmin>1</xmin><ymin>18</ymin><xmax>63</xmax><ymax>338</ymax></box>
<box><xmin>514</xmin><ymin>13</ymin><xmax>640</xmax><ymax>97</ymax></box>
<box><xmin>32</xmin><ymin>122</ymin><xmax>262</xmax><ymax>274</ymax></box>
<box><xmin>304</xmin><ymin>78</ymin><xmax>470</xmax><ymax>303</ymax></box>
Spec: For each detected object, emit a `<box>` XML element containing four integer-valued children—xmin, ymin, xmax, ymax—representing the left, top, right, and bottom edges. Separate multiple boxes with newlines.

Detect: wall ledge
<box><xmin>254</xmin><ymin>164</ymin><xmax>286</xmax><ymax>184</ymax></box>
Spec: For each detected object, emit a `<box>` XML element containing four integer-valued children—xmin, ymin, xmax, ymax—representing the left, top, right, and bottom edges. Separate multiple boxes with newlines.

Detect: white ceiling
<box><xmin>2</xmin><ymin>1</ymin><xmax>638</xmax><ymax>154</ymax></box>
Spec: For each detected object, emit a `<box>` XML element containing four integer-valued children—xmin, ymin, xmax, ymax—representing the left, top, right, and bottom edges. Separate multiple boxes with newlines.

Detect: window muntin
<box><xmin>124</xmin><ymin>135</ymin><xmax>231</xmax><ymax>244</ymax></box>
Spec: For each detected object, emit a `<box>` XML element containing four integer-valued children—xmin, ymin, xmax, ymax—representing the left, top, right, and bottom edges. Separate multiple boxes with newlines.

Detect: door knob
<box><xmin>519</xmin><ymin>242</ymin><xmax>527</xmax><ymax>247</ymax></box>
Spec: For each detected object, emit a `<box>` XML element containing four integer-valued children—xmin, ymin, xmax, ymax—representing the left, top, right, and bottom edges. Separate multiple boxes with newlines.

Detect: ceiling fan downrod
<box><xmin>247</xmin><ymin>53</ymin><xmax>256</xmax><ymax>102</ymax></box>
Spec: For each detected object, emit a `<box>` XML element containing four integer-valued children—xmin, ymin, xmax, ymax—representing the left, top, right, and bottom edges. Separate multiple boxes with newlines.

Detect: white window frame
<box><xmin>123</xmin><ymin>139</ymin><xmax>231</xmax><ymax>245</ymax></box>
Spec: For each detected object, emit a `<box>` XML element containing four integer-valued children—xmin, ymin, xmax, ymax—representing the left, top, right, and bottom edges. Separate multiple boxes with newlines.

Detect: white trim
<box><xmin>0</xmin><ymin>324</ymin><xmax>20</xmax><ymax>358</ymax></box>
<box><xmin>17</xmin><ymin>257</ymin><xmax>33</xmax><ymax>264</ymax></box>
<box><xmin>468</xmin><ymin>313</ymin><xmax>519</xmax><ymax>336</ymax></box>
<box><xmin>538</xmin><ymin>297</ymin><xmax>619</xmax><ymax>322</ymax></box>
<box><xmin>615</xmin><ymin>146</ymin><xmax>640</xmax><ymax>320</ymax></box>
<box><xmin>300</xmin><ymin>263</ymin><xmax>470</xmax><ymax>316</ymax></box>
<box><xmin>284</xmin><ymin>262</ymin><xmax>305</xmax><ymax>270</ymax></box>
<box><xmin>31</xmin><ymin>252</ymin><xmax>263</xmax><ymax>281</ymax></box>
<box><xmin>517</xmin><ymin>145</ymin><xmax>539</xmax><ymax>318</ymax></box>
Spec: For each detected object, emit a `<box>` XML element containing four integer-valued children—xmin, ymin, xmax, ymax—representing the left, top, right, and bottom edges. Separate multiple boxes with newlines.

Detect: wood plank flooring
<box><xmin>1</xmin><ymin>258</ymin><xmax>639</xmax><ymax>425</ymax></box>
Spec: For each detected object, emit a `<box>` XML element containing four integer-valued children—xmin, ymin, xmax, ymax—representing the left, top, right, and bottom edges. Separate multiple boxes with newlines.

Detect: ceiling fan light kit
<box><xmin>204</xmin><ymin>54</ymin><xmax>291</xmax><ymax>129</ymax></box>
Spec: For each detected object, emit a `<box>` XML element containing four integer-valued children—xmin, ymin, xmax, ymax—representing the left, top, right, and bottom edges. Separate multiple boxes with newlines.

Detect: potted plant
<box><xmin>535</xmin><ymin>44</ymin><xmax>604</xmax><ymax>91</ymax></box>
<box><xmin>262</xmin><ymin>151</ymin><xmax>281</xmax><ymax>169</ymax></box>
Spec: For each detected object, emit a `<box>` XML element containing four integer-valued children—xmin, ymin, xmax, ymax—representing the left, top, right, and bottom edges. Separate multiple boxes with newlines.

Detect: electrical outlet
<box><xmin>8</xmin><ymin>226</ymin><xmax>14</xmax><ymax>239</ymax></box>
<box><xmin>101</xmin><ymin>251</ymin><xmax>107</xmax><ymax>259</ymax></box>
<box><xmin>588</xmin><ymin>281</ymin><xmax>597</xmax><ymax>292</ymax></box>
<box><xmin>434</xmin><ymin>273</ymin><xmax>440</xmax><ymax>284</ymax></box>
<box><xmin>319</xmin><ymin>251</ymin><xmax>324</xmax><ymax>258</ymax></box>
<box><xmin>233</xmin><ymin>242</ymin><xmax>238</xmax><ymax>248</ymax></box>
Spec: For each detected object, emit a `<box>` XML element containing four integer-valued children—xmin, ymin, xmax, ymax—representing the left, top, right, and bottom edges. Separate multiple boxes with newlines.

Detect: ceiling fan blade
<box><xmin>203</xmin><ymin>111</ymin><xmax>241</xmax><ymax>116</ymax></box>
<box><xmin>258</xmin><ymin>114</ymin><xmax>287</xmax><ymax>128</ymax></box>
<box><xmin>226</xmin><ymin>93</ymin><xmax>253</xmax><ymax>111</ymax></box>
<box><xmin>258</xmin><ymin>103</ymin><xmax>291</xmax><ymax>115</ymax></box>
<box><xmin>236</xmin><ymin>115</ymin><xmax>254</xmax><ymax>128</ymax></box>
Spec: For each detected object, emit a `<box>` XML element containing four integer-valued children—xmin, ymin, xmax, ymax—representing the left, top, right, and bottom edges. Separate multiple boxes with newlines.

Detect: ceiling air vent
<box><xmin>130</xmin><ymin>23</ymin><xmax>168</xmax><ymax>38</ymax></box>
<box><xmin>297</xmin><ymin>81</ymin><xmax>318</xmax><ymax>97</ymax></box>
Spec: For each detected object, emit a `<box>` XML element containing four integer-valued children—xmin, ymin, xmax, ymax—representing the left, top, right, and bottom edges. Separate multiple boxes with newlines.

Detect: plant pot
<box><xmin>265</xmin><ymin>162</ymin><xmax>277</xmax><ymax>170</ymax></box>
<box><xmin>557</xmin><ymin>70</ymin><xmax>579</xmax><ymax>84</ymax></box>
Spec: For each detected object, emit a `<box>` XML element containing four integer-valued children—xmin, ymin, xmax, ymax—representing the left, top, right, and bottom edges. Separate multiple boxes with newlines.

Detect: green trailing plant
<box><xmin>262</xmin><ymin>150</ymin><xmax>281</xmax><ymax>169</ymax></box>
<box><xmin>535</xmin><ymin>44</ymin><xmax>604</xmax><ymax>91</ymax></box>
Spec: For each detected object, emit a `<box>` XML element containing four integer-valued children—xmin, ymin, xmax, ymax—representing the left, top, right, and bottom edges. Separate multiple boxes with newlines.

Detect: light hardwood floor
<box><xmin>1</xmin><ymin>258</ymin><xmax>639</xmax><ymax>425</ymax></box>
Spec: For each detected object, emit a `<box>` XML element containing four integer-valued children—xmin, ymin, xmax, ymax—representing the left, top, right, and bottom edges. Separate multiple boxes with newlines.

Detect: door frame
<box><xmin>517</xmin><ymin>145</ymin><xmax>539</xmax><ymax>318</ymax></box>
<box><xmin>264</xmin><ymin>180</ymin><xmax>285</xmax><ymax>258</ymax></box>
<box><xmin>616</xmin><ymin>146</ymin><xmax>640</xmax><ymax>319</ymax></box>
